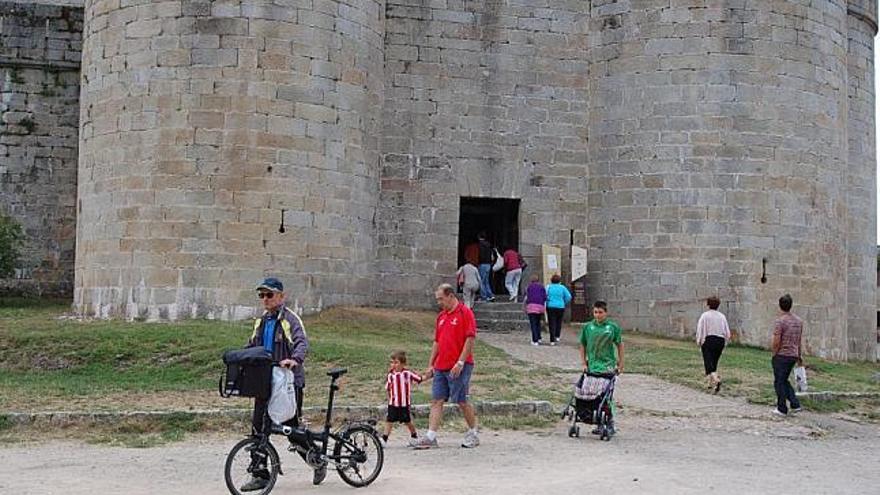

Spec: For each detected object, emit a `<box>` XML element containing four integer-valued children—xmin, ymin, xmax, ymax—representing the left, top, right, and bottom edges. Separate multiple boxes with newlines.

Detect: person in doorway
<box><xmin>523</xmin><ymin>276</ymin><xmax>547</xmax><ymax>345</ymax></box>
<box><xmin>477</xmin><ymin>233</ymin><xmax>495</xmax><ymax>302</ymax></box>
<box><xmin>464</xmin><ymin>241</ymin><xmax>480</xmax><ymax>267</ymax></box>
<box><xmin>770</xmin><ymin>294</ymin><xmax>803</xmax><ymax>416</ymax></box>
<box><xmin>456</xmin><ymin>261</ymin><xmax>481</xmax><ymax>308</ymax></box>
<box><xmin>545</xmin><ymin>274</ymin><xmax>572</xmax><ymax>345</ymax></box>
<box><xmin>241</xmin><ymin>277</ymin><xmax>313</xmax><ymax>491</ymax></box>
<box><xmin>696</xmin><ymin>296</ymin><xmax>731</xmax><ymax>393</ymax></box>
<box><xmin>502</xmin><ymin>246</ymin><xmax>523</xmax><ymax>301</ymax></box>
<box><xmin>411</xmin><ymin>284</ymin><xmax>480</xmax><ymax>449</ymax></box>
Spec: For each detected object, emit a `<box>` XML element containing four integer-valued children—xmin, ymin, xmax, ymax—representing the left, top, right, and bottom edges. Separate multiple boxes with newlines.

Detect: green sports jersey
<box><xmin>579</xmin><ymin>319</ymin><xmax>622</xmax><ymax>374</ymax></box>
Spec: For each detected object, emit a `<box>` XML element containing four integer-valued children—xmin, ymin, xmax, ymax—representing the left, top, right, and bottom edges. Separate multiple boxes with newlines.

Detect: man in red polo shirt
<box><xmin>412</xmin><ymin>283</ymin><xmax>480</xmax><ymax>449</ymax></box>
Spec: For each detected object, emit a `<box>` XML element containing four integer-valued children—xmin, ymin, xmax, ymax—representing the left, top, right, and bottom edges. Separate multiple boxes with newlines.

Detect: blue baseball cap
<box><xmin>255</xmin><ymin>277</ymin><xmax>284</xmax><ymax>293</ymax></box>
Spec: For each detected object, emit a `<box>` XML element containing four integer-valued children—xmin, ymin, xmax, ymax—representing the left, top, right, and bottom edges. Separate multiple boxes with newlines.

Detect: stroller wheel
<box><xmin>567</xmin><ymin>425</ymin><xmax>577</xmax><ymax>438</ymax></box>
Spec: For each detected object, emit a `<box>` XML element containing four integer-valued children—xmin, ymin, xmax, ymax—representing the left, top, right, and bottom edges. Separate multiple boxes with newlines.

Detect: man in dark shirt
<box><xmin>770</xmin><ymin>294</ymin><xmax>803</xmax><ymax>416</ymax></box>
<box><xmin>477</xmin><ymin>233</ymin><xmax>495</xmax><ymax>302</ymax></box>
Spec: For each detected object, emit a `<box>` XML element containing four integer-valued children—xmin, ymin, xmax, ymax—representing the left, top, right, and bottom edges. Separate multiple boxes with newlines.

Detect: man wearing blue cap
<box><xmin>241</xmin><ymin>277</ymin><xmax>314</xmax><ymax>491</ymax></box>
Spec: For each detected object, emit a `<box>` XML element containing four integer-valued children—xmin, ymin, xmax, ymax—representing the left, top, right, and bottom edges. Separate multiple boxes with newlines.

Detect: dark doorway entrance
<box><xmin>458</xmin><ymin>197</ymin><xmax>520</xmax><ymax>295</ymax></box>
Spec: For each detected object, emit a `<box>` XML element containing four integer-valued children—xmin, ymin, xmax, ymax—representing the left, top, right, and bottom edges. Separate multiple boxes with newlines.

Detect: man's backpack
<box><xmin>219</xmin><ymin>347</ymin><xmax>273</xmax><ymax>399</ymax></box>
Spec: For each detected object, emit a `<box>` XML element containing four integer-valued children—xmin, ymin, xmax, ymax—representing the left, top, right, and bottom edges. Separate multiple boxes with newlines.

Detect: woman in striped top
<box><xmin>383</xmin><ymin>350</ymin><xmax>424</xmax><ymax>445</ymax></box>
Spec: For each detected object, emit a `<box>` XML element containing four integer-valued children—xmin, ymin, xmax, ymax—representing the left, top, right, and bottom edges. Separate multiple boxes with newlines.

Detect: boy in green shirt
<box><xmin>579</xmin><ymin>301</ymin><xmax>624</xmax><ymax>429</ymax></box>
<box><xmin>579</xmin><ymin>301</ymin><xmax>624</xmax><ymax>374</ymax></box>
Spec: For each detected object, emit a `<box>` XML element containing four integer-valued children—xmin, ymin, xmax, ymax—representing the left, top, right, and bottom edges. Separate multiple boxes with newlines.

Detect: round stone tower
<box><xmin>76</xmin><ymin>0</ymin><xmax>386</xmax><ymax>319</ymax></box>
<box><xmin>585</xmin><ymin>0</ymin><xmax>876</xmax><ymax>359</ymax></box>
<box><xmin>844</xmin><ymin>0</ymin><xmax>878</xmax><ymax>360</ymax></box>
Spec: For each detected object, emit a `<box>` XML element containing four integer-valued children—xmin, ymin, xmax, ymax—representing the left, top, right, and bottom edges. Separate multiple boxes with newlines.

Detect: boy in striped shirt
<box><xmin>383</xmin><ymin>350</ymin><xmax>423</xmax><ymax>445</ymax></box>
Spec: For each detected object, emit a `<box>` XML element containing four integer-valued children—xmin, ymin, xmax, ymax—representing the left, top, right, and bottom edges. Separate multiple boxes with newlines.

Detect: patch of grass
<box><xmin>8</xmin><ymin>67</ymin><xmax>24</xmax><ymax>84</ymax></box>
<box><xmin>625</xmin><ymin>330</ymin><xmax>880</xmax><ymax>420</ymax></box>
<box><xmin>17</xmin><ymin>117</ymin><xmax>37</xmax><ymax>134</ymax></box>
<box><xmin>0</xmin><ymin>303</ymin><xmax>563</xmax><ymax>412</ymax></box>
<box><xmin>799</xmin><ymin>398</ymin><xmax>852</xmax><ymax>414</ymax></box>
<box><xmin>85</xmin><ymin>414</ymin><xmax>234</xmax><ymax>448</ymax></box>
<box><xmin>0</xmin><ymin>414</ymin><xmax>11</xmax><ymax>431</ymax></box>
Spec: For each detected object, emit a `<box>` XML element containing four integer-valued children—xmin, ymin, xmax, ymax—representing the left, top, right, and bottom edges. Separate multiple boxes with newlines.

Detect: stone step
<box><xmin>473</xmin><ymin>301</ymin><xmax>522</xmax><ymax>310</ymax></box>
<box><xmin>476</xmin><ymin>318</ymin><xmax>530</xmax><ymax>333</ymax></box>
<box><xmin>472</xmin><ymin>300</ymin><xmax>530</xmax><ymax>332</ymax></box>
<box><xmin>474</xmin><ymin>308</ymin><xmax>525</xmax><ymax>319</ymax></box>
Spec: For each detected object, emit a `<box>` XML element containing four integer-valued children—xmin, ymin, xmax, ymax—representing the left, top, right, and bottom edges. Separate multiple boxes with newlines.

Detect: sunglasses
<box><xmin>257</xmin><ymin>292</ymin><xmax>276</xmax><ymax>299</ymax></box>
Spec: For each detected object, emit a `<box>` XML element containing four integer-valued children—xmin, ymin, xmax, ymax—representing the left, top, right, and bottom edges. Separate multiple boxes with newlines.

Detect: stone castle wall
<box><xmin>846</xmin><ymin>0</ymin><xmax>877</xmax><ymax>359</ymax></box>
<box><xmin>1</xmin><ymin>1</ymin><xmax>876</xmax><ymax>359</ymax></box>
<box><xmin>376</xmin><ymin>0</ymin><xmax>591</xmax><ymax>305</ymax></box>
<box><xmin>586</xmin><ymin>0</ymin><xmax>856</xmax><ymax>358</ymax></box>
<box><xmin>0</xmin><ymin>0</ymin><xmax>81</xmax><ymax>296</ymax></box>
<box><xmin>75</xmin><ymin>0</ymin><xmax>385</xmax><ymax>319</ymax></box>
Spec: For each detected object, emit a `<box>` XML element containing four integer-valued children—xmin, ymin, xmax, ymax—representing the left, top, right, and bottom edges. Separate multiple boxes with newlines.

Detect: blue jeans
<box><xmin>478</xmin><ymin>264</ymin><xmax>494</xmax><ymax>300</ymax></box>
<box><xmin>528</xmin><ymin>313</ymin><xmax>543</xmax><ymax>343</ymax></box>
<box><xmin>772</xmin><ymin>355</ymin><xmax>801</xmax><ymax>414</ymax></box>
<box><xmin>432</xmin><ymin>364</ymin><xmax>474</xmax><ymax>403</ymax></box>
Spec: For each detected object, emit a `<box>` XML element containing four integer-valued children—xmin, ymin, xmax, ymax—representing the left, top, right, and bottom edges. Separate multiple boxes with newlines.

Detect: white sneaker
<box><xmin>411</xmin><ymin>436</ymin><xmax>438</xmax><ymax>449</ymax></box>
<box><xmin>461</xmin><ymin>431</ymin><xmax>480</xmax><ymax>448</ymax></box>
<box><xmin>531</xmin><ymin>341</ymin><xmax>539</xmax><ymax>346</ymax></box>
<box><xmin>771</xmin><ymin>408</ymin><xmax>787</xmax><ymax>417</ymax></box>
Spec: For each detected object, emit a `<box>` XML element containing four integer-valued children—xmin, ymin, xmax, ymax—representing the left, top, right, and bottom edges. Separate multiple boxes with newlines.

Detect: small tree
<box><xmin>0</xmin><ymin>214</ymin><xmax>23</xmax><ymax>278</ymax></box>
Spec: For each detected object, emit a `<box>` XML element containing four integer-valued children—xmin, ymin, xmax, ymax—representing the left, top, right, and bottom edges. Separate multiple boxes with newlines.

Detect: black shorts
<box><xmin>386</xmin><ymin>405</ymin><xmax>412</xmax><ymax>424</ymax></box>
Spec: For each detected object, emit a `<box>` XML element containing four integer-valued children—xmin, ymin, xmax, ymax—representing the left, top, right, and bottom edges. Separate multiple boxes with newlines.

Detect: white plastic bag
<box><xmin>268</xmin><ymin>367</ymin><xmax>298</xmax><ymax>424</ymax></box>
<box><xmin>492</xmin><ymin>248</ymin><xmax>504</xmax><ymax>272</ymax></box>
<box><xmin>794</xmin><ymin>365</ymin><xmax>808</xmax><ymax>392</ymax></box>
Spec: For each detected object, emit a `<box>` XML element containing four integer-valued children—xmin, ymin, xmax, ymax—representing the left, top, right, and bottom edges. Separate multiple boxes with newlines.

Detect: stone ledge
<box><xmin>0</xmin><ymin>56</ymin><xmax>80</xmax><ymax>71</ymax></box>
<box><xmin>795</xmin><ymin>391</ymin><xmax>880</xmax><ymax>401</ymax></box>
<box><xmin>3</xmin><ymin>400</ymin><xmax>554</xmax><ymax>426</ymax></box>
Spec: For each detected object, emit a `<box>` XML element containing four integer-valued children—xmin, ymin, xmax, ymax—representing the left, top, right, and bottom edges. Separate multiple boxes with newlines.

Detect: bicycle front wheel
<box><xmin>224</xmin><ymin>436</ymin><xmax>280</xmax><ymax>495</ymax></box>
<box><xmin>333</xmin><ymin>425</ymin><xmax>384</xmax><ymax>487</ymax></box>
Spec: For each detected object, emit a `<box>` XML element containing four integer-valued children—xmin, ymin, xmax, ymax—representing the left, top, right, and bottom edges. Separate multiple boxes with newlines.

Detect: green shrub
<box><xmin>0</xmin><ymin>214</ymin><xmax>23</xmax><ymax>278</ymax></box>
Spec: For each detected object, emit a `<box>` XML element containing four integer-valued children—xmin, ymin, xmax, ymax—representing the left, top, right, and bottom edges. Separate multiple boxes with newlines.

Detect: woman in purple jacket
<box><xmin>523</xmin><ymin>276</ymin><xmax>547</xmax><ymax>345</ymax></box>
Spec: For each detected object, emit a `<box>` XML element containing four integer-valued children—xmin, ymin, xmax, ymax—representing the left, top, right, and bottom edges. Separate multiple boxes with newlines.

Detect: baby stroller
<box><xmin>561</xmin><ymin>370</ymin><xmax>618</xmax><ymax>441</ymax></box>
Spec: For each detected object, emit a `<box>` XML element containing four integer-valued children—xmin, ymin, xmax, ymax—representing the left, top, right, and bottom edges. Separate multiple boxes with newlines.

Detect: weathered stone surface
<box><xmin>376</xmin><ymin>0</ymin><xmax>590</xmax><ymax>309</ymax></box>
<box><xmin>2</xmin><ymin>0</ymin><xmax>877</xmax><ymax>360</ymax></box>
<box><xmin>0</xmin><ymin>1</ymin><xmax>81</xmax><ymax>296</ymax></box>
<box><xmin>583</xmin><ymin>0</ymin><xmax>877</xmax><ymax>361</ymax></box>
<box><xmin>75</xmin><ymin>0</ymin><xmax>385</xmax><ymax>319</ymax></box>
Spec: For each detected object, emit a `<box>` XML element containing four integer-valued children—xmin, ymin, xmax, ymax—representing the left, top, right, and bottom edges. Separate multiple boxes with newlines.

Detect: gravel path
<box><xmin>480</xmin><ymin>327</ymin><xmax>874</xmax><ymax>433</ymax></box>
<box><xmin>1</xmin><ymin>327</ymin><xmax>878</xmax><ymax>494</ymax></box>
<box><xmin>1</xmin><ymin>422</ymin><xmax>877</xmax><ymax>495</ymax></box>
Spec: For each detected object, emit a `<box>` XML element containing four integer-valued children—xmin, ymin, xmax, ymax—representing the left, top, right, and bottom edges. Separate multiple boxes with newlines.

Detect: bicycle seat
<box><xmin>327</xmin><ymin>367</ymin><xmax>348</xmax><ymax>378</ymax></box>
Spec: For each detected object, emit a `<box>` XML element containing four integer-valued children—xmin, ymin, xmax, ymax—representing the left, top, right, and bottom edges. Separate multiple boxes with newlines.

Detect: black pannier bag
<box><xmin>219</xmin><ymin>347</ymin><xmax>273</xmax><ymax>399</ymax></box>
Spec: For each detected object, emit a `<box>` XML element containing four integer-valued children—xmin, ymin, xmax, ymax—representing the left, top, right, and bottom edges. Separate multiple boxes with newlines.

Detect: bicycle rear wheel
<box><xmin>224</xmin><ymin>436</ymin><xmax>280</xmax><ymax>495</ymax></box>
<box><xmin>333</xmin><ymin>425</ymin><xmax>384</xmax><ymax>487</ymax></box>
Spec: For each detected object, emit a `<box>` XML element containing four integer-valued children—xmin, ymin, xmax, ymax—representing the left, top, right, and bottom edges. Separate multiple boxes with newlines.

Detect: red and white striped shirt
<box><xmin>386</xmin><ymin>369</ymin><xmax>423</xmax><ymax>407</ymax></box>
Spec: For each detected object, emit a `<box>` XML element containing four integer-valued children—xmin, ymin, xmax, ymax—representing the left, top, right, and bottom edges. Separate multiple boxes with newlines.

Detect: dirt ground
<box><xmin>2</xmin><ymin>330</ymin><xmax>878</xmax><ymax>494</ymax></box>
<box><xmin>1</xmin><ymin>418</ymin><xmax>878</xmax><ymax>495</ymax></box>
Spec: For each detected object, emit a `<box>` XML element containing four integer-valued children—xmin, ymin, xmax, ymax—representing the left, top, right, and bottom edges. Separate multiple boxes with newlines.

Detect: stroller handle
<box><xmin>584</xmin><ymin>370</ymin><xmax>618</xmax><ymax>379</ymax></box>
